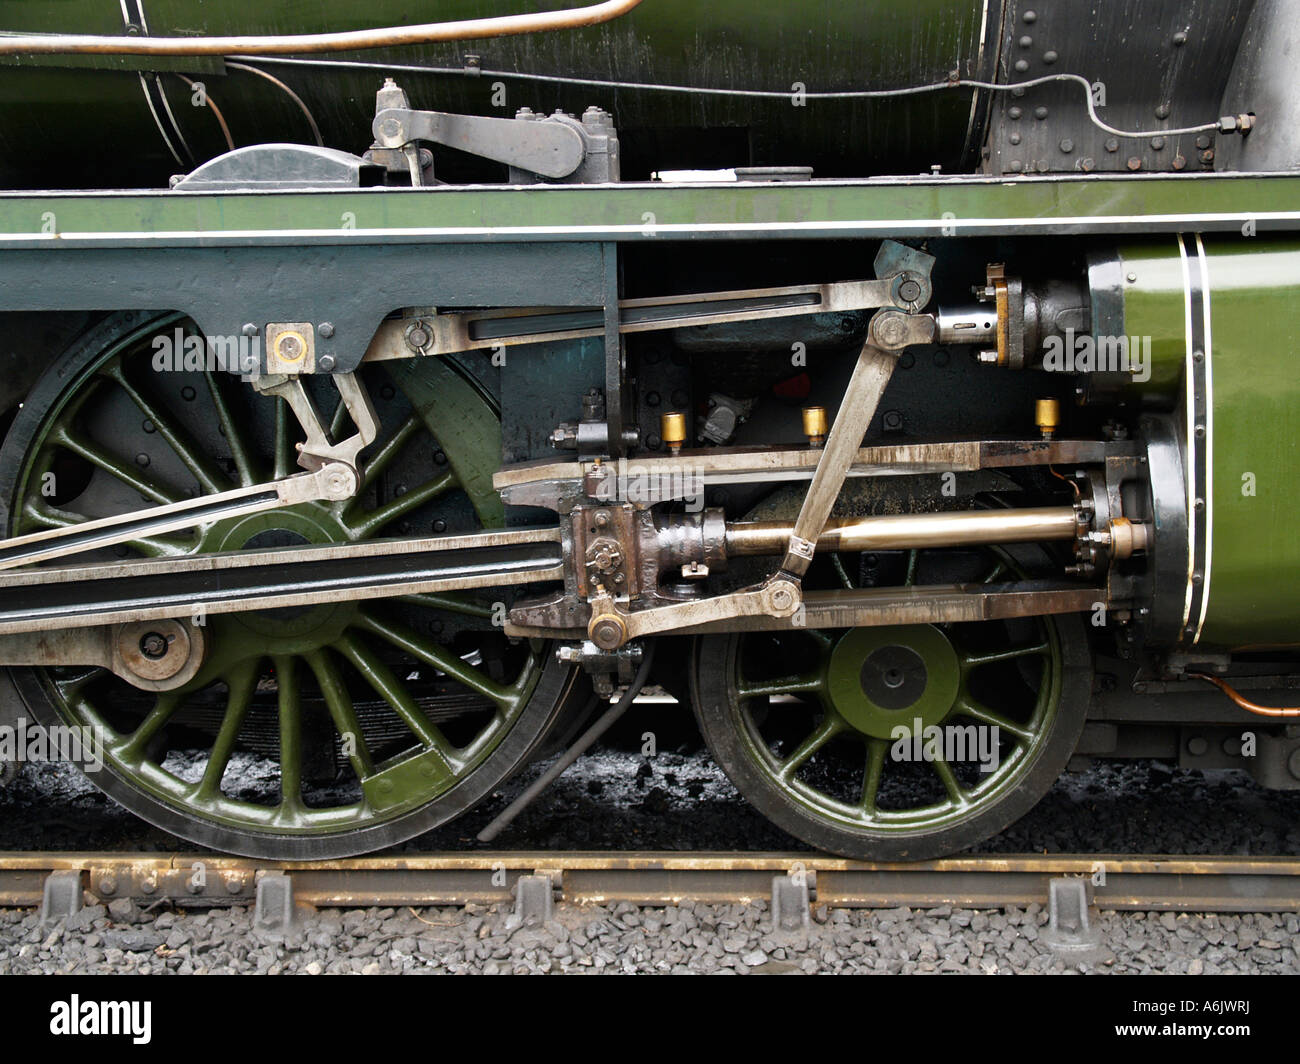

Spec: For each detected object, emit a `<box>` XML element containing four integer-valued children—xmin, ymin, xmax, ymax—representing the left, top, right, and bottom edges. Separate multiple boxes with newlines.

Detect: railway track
<box><xmin>3</xmin><ymin>851</ymin><xmax>1298</xmax><ymax>914</ymax></box>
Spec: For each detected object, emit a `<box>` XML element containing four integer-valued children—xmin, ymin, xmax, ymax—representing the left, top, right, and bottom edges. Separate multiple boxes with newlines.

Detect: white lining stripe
<box><xmin>1178</xmin><ymin>236</ymin><xmax>1197</xmax><ymax>634</ymax></box>
<box><xmin>0</xmin><ymin>212</ymin><xmax>1299</xmax><ymax>245</ymax></box>
<box><xmin>1194</xmin><ymin>234</ymin><xmax>1214</xmax><ymax>643</ymax></box>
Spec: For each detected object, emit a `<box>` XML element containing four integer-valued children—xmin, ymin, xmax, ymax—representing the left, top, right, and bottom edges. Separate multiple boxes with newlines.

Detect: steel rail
<box><xmin>2</xmin><ymin>852</ymin><xmax>1298</xmax><ymax>912</ymax></box>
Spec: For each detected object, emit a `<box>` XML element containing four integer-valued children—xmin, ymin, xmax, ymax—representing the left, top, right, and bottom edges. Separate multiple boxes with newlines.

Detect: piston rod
<box><xmin>723</xmin><ymin>506</ymin><xmax>1079</xmax><ymax>558</ymax></box>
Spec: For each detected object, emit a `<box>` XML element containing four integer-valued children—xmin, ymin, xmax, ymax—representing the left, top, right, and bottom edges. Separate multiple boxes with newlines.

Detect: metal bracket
<box><xmin>373</xmin><ymin>106</ymin><xmax>587</xmax><ymax>179</ymax></box>
<box><xmin>252</xmin><ymin>371</ymin><xmax>378</xmax><ymax>474</ymax></box>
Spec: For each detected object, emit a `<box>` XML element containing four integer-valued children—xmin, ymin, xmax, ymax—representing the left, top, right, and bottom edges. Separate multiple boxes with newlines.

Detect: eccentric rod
<box><xmin>0</xmin><ymin>0</ymin><xmax>645</xmax><ymax>55</ymax></box>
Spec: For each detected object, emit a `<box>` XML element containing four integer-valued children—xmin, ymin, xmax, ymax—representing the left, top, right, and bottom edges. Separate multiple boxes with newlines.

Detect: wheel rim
<box><xmin>4</xmin><ymin>313</ymin><xmax>561</xmax><ymax>851</ymax></box>
<box><xmin>706</xmin><ymin>546</ymin><xmax>1069</xmax><ymax>840</ymax></box>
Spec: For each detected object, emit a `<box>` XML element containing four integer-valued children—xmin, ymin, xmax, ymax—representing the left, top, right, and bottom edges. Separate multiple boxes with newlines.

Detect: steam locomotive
<box><xmin>0</xmin><ymin>0</ymin><xmax>1295</xmax><ymax>861</ymax></box>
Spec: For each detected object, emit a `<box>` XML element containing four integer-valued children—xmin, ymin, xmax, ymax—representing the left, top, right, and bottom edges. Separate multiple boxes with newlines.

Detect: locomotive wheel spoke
<box><xmin>347</xmin><ymin>469</ymin><xmax>456</xmax><ymax>538</ymax></box>
<box><xmin>51</xmin><ymin>425</ymin><xmax>180</xmax><ymax>506</ymax></box>
<box><xmin>3</xmin><ymin>314</ymin><xmax>564</xmax><ymax>859</ymax></box>
<box><xmin>777</xmin><ymin>715</ymin><xmax>844</xmax><ymax>781</ymax></box>
<box><xmin>304</xmin><ymin>648</ymin><xmax>376</xmax><ymax>780</ymax></box>
<box><xmin>204</xmin><ymin>370</ymin><xmax>259</xmax><ymax>488</ymax></box>
<box><xmin>695</xmin><ymin>543</ymin><xmax>1085</xmax><ymax>860</ymax></box>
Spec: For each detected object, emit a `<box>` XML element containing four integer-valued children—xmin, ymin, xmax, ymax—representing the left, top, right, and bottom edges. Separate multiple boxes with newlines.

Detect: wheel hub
<box><xmin>826</xmin><ymin>624</ymin><xmax>960</xmax><ymax>739</ymax></box>
<box><xmin>205</xmin><ymin>506</ymin><xmax>358</xmax><ymax>647</ymax></box>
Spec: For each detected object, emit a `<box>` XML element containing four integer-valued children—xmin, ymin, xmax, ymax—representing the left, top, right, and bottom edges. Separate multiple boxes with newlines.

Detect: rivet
<box><xmin>1059</xmin><ymin>138</ymin><xmax>1073</xmax><ymax>153</ymax></box>
<box><xmin>1043</xmin><ymin>50</ymin><xmax>1058</xmax><ymax>64</ymax></box>
<box><xmin>1173</xmin><ymin>31</ymin><xmax>1187</xmax><ymax>46</ymax></box>
<box><xmin>1015</xmin><ymin>58</ymin><xmax>1030</xmax><ymax>72</ymax></box>
<box><xmin>1126</xmin><ymin>272</ymin><xmax>1138</xmax><ymax>283</ymax></box>
<box><xmin>1023</xmin><ymin>9</ymin><xmax>1037</xmax><ymax>23</ymax></box>
<box><xmin>1018</xmin><ymin>35</ymin><xmax>1033</xmax><ymax>48</ymax></box>
<box><xmin>1034</xmin><ymin>106</ymin><xmax>1048</xmax><ymax>119</ymax></box>
<box><xmin>1009</xmin><ymin>160</ymin><xmax>1024</xmax><ymax>172</ymax></box>
<box><xmin>1172</xmin><ymin>154</ymin><xmax>1187</xmax><ymax>170</ymax></box>
<box><xmin>1155</xmin><ymin>104</ymin><xmax>1171</xmax><ymax>119</ymax></box>
<box><xmin>1009</xmin><ymin>132</ymin><xmax>1022</xmax><ymax>145</ymax></box>
<box><xmin>1008</xmin><ymin>105</ymin><xmax>1022</xmax><ymax>119</ymax></box>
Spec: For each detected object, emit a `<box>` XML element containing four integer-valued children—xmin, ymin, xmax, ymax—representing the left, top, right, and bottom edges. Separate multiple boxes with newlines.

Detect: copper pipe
<box><xmin>725</xmin><ymin>506</ymin><xmax>1079</xmax><ymax>557</ymax></box>
<box><xmin>1191</xmin><ymin>674</ymin><xmax>1300</xmax><ymax>718</ymax></box>
<box><xmin>0</xmin><ymin>0</ymin><xmax>645</xmax><ymax>56</ymax></box>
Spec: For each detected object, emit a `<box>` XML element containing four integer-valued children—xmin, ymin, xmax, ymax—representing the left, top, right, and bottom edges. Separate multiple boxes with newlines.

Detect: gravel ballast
<box><xmin>2</xmin><ymin>900</ymin><xmax>1296</xmax><ymax>975</ymax></box>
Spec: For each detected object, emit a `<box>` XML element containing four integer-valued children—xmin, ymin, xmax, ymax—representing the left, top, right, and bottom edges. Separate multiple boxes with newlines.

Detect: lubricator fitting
<box><xmin>1035</xmin><ymin>398</ymin><xmax>1060</xmax><ymax>439</ymax></box>
<box><xmin>802</xmin><ymin>405</ymin><xmax>828</xmax><ymax>447</ymax></box>
<box><xmin>660</xmin><ymin>411</ymin><xmax>687</xmax><ymax>455</ymax></box>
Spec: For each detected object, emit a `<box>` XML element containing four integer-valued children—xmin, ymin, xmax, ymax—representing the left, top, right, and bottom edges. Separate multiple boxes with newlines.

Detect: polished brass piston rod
<box><xmin>723</xmin><ymin>506</ymin><xmax>1082</xmax><ymax>559</ymax></box>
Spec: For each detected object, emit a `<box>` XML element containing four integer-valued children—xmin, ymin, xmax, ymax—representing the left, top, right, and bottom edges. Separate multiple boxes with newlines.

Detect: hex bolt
<box><xmin>1127</xmin><ymin>157</ymin><xmax>1143</xmax><ymax>171</ymax></box>
<box><xmin>226</xmin><ymin>875</ymin><xmax>245</xmax><ymax>895</ymax></box>
<box><xmin>1059</xmin><ymin>138</ymin><xmax>1073</xmax><ymax>153</ymax></box>
<box><xmin>318</xmin><ymin>354</ymin><xmax>337</xmax><ymax>372</ymax></box>
<box><xmin>1200</xmin><ymin>149</ymin><xmax>1215</xmax><ymax>163</ymax></box>
<box><xmin>1172</xmin><ymin>154</ymin><xmax>1187</xmax><ymax>170</ymax></box>
<box><xmin>241</xmin><ymin>323</ymin><xmax>258</xmax><ymax>337</ymax></box>
<box><xmin>1105</xmin><ymin>138</ymin><xmax>1119</xmax><ymax>153</ymax></box>
<box><xmin>318</xmin><ymin>322</ymin><xmax>335</xmax><ymax>339</ymax></box>
<box><xmin>1150</xmin><ymin>136</ymin><xmax>1165</xmax><ymax>150</ymax></box>
<box><xmin>140</xmin><ymin>877</ymin><xmax>157</xmax><ymax>895</ymax></box>
<box><xmin>97</xmin><ymin>876</ymin><xmax>117</xmax><ymax>895</ymax></box>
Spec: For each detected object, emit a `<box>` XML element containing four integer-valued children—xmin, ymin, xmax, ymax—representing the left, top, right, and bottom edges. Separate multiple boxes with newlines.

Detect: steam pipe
<box><xmin>0</xmin><ymin>0</ymin><xmax>645</xmax><ymax>56</ymax></box>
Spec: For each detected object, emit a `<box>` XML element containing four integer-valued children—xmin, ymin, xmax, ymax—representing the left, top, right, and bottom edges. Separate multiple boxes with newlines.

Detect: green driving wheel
<box><xmin>692</xmin><ymin>545</ymin><xmax>1092</xmax><ymax>860</ymax></box>
<box><xmin>0</xmin><ymin>311</ymin><xmax>576</xmax><ymax>858</ymax></box>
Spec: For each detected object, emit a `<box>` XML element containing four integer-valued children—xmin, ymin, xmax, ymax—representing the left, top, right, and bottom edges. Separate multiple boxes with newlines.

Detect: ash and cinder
<box><xmin>0</xmin><ymin>700</ymin><xmax>1298</xmax><ymax>858</ymax></box>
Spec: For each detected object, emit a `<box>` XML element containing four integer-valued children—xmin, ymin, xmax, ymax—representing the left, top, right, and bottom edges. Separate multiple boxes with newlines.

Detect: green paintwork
<box><xmin>385</xmin><ymin>357</ymin><xmax>506</xmax><ymax>528</ymax></box>
<box><xmin>0</xmin><ymin>175</ymin><xmax>1298</xmax><ymax>248</ymax></box>
<box><xmin>1116</xmin><ymin>237</ymin><xmax>1300</xmax><ymax>648</ymax></box>
<box><xmin>729</xmin><ymin>551</ymin><xmax>1062</xmax><ymax>833</ymax></box>
<box><xmin>1108</xmin><ymin>241</ymin><xmax>1189</xmax><ymax>395</ymax></box>
<box><xmin>10</xmin><ymin>314</ymin><xmax>544</xmax><ymax>836</ymax></box>
<box><xmin>825</xmin><ymin>624</ymin><xmax>960</xmax><ymax>739</ymax></box>
<box><xmin>0</xmin><ymin>0</ymin><xmax>990</xmax><ymax>188</ymax></box>
<box><xmin>1198</xmin><ymin>239</ymin><xmax>1300</xmax><ymax>647</ymax></box>
<box><xmin>1112</xmin><ymin>236</ymin><xmax>1300</xmax><ymax>642</ymax></box>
